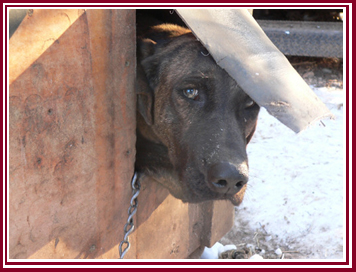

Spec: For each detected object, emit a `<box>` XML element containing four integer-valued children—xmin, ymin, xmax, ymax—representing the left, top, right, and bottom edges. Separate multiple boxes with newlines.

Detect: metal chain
<box><xmin>119</xmin><ymin>172</ymin><xmax>140</xmax><ymax>259</ymax></box>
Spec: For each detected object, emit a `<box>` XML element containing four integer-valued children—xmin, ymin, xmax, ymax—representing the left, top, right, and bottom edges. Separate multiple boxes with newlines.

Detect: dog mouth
<box><xmin>176</xmin><ymin>166</ymin><xmax>248</xmax><ymax>205</ymax></box>
<box><xmin>175</xmin><ymin>176</ymin><xmax>247</xmax><ymax>206</ymax></box>
<box><xmin>177</xmin><ymin>189</ymin><xmax>246</xmax><ymax>206</ymax></box>
<box><xmin>155</xmin><ymin>165</ymin><xmax>248</xmax><ymax>205</ymax></box>
<box><xmin>227</xmin><ymin>184</ymin><xmax>247</xmax><ymax>206</ymax></box>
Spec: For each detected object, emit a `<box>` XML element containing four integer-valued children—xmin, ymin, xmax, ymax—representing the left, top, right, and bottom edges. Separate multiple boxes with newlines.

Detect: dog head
<box><xmin>136</xmin><ymin>24</ymin><xmax>260</xmax><ymax>205</ymax></box>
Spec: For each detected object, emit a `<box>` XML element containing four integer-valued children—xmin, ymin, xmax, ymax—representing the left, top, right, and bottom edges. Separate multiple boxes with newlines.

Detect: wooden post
<box><xmin>9</xmin><ymin>9</ymin><xmax>137</xmax><ymax>259</ymax></box>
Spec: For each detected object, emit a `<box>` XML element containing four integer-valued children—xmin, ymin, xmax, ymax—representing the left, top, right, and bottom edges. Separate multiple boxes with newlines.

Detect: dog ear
<box><xmin>136</xmin><ymin>39</ymin><xmax>158</xmax><ymax>126</ymax></box>
<box><xmin>246</xmin><ymin>122</ymin><xmax>258</xmax><ymax>144</ymax></box>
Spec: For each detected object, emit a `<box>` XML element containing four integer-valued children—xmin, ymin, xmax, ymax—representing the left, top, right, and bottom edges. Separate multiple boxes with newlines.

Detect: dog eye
<box><xmin>183</xmin><ymin>89</ymin><xmax>199</xmax><ymax>100</ymax></box>
<box><xmin>245</xmin><ymin>99</ymin><xmax>255</xmax><ymax>108</ymax></box>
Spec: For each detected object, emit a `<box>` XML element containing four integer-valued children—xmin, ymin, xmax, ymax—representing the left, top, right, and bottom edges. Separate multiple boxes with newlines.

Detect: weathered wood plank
<box><xmin>9</xmin><ymin>9</ymin><xmax>136</xmax><ymax>259</ymax></box>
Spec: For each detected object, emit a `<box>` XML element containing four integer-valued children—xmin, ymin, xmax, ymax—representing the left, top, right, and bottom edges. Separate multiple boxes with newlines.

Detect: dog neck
<box><xmin>135</xmin><ymin>113</ymin><xmax>173</xmax><ymax>173</ymax></box>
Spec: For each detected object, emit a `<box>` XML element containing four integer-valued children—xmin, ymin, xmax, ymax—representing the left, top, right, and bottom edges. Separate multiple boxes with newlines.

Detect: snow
<box><xmin>202</xmin><ymin>86</ymin><xmax>345</xmax><ymax>259</ymax></box>
<box><xmin>274</xmin><ymin>248</ymin><xmax>283</xmax><ymax>257</ymax></box>
<box><xmin>200</xmin><ymin>242</ymin><xmax>237</xmax><ymax>259</ymax></box>
<box><xmin>249</xmin><ymin>254</ymin><xmax>264</xmax><ymax>260</ymax></box>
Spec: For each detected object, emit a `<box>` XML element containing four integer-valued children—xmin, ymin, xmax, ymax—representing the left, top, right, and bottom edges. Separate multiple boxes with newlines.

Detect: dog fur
<box><xmin>135</xmin><ymin>22</ymin><xmax>260</xmax><ymax>205</ymax></box>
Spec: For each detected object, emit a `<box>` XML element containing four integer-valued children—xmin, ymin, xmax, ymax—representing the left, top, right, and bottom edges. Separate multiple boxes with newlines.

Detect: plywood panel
<box><xmin>9</xmin><ymin>9</ymin><xmax>136</xmax><ymax>259</ymax></box>
<box><xmin>135</xmin><ymin>176</ymin><xmax>234</xmax><ymax>259</ymax></box>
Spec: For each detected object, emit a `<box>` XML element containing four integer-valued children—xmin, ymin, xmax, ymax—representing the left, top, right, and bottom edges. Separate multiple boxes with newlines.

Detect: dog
<box><xmin>135</xmin><ymin>22</ymin><xmax>260</xmax><ymax>206</ymax></box>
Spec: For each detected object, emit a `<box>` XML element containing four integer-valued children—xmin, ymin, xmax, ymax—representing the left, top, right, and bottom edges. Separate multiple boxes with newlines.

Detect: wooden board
<box><xmin>135</xmin><ymin>176</ymin><xmax>234</xmax><ymax>259</ymax></box>
<box><xmin>9</xmin><ymin>9</ymin><xmax>137</xmax><ymax>259</ymax></box>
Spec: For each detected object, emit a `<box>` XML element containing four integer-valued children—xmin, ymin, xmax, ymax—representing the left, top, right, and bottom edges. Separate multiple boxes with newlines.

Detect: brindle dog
<box><xmin>135</xmin><ymin>23</ymin><xmax>260</xmax><ymax>205</ymax></box>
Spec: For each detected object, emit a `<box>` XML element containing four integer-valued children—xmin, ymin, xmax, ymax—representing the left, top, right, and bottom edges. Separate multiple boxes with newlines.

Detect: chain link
<box><xmin>119</xmin><ymin>172</ymin><xmax>140</xmax><ymax>259</ymax></box>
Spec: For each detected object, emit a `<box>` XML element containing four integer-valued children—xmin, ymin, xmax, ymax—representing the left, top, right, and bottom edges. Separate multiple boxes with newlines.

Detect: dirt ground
<box><xmin>287</xmin><ymin>56</ymin><xmax>343</xmax><ymax>89</ymax></box>
<box><xmin>219</xmin><ymin>56</ymin><xmax>344</xmax><ymax>260</ymax></box>
<box><xmin>220</xmin><ymin>214</ymin><xmax>309</xmax><ymax>259</ymax></box>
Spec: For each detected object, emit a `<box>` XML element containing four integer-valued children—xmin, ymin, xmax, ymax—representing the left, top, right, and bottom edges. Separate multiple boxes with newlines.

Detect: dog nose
<box><xmin>207</xmin><ymin>162</ymin><xmax>248</xmax><ymax>195</ymax></box>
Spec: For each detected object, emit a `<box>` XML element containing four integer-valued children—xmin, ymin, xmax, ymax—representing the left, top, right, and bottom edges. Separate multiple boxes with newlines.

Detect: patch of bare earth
<box><xmin>288</xmin><ymin>56</ymin><xmax>343</xmax><ymax>89</ymax></box>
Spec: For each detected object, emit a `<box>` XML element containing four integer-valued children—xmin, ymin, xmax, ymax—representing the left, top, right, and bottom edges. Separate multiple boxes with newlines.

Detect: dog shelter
<box><xmin>9</xmin><ymin>9</ymin><xmax>237</xmax><ymax>259</ymax></box>
<box><xmin>8</xmin><ymin>9</ymin><xmax>336</xmax><ymax>259</ymax></box>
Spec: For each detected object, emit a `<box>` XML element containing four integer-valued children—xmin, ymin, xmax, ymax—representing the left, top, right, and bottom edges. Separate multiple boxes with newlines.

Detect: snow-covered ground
<box><xmin>203</xmin><ymin>86</ymin><xmax>345</xmax><ymax>259</ymax></box>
